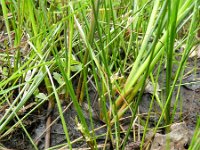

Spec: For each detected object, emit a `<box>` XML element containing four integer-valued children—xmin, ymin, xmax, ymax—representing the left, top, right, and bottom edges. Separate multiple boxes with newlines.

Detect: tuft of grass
<box><xmin>0</xmin><ymin>0</ymin><xmax>199</xmax><ymax>149</ymax></box>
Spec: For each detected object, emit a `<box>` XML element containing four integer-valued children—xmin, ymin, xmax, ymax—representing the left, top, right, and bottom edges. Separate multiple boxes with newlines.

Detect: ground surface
<box><xmin>0</xmin><ymin>60</ymin><xmax>199</xmax><ymax>149</ymax></box>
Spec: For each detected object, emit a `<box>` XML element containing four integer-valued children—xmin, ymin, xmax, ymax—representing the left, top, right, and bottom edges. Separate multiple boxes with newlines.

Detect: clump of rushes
<box><xmin>111</xmin><ymin>0</ymin><xmax>198</xmax><ymax>122</ymax></box>
<box><xmin>0</xmin><ymin>0</ymin><xmax>199</xmax><ymax>149</ymax></box>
